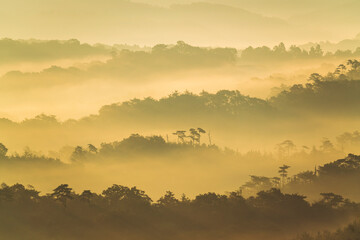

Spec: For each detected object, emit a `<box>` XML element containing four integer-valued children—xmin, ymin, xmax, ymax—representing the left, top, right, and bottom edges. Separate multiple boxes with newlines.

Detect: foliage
<box><xmin>0</xmin><ymin>183</ymin><xmax>358</xmax><ymax>240</ymax></box>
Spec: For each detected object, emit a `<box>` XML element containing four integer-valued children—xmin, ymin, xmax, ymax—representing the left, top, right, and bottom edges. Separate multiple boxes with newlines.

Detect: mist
<box><xmin>1</xmin><ymin>1</ymin><xmax>360</xmax><ymax>239</ymax></box>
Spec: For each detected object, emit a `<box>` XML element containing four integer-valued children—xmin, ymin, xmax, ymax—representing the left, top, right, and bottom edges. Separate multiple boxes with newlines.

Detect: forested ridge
<box><xmin>1</xmin><ymin>136</ymin><xmax>360</xmax><ymax>200</ymax></box>
<box><xmin>0</xmin><ymin>181</ymin><xmax>359</xmax><ymax>240</ymax></box>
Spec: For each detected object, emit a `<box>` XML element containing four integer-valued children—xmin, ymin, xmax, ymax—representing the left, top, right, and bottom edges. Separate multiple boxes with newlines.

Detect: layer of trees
<box><xmin>2</xmin><ymin>38</ymin><xmax>360</xmax><ymax>67</ymax></box>
<box><xmin>241</xmin><ymin>43</ymin><xmax>360</xmax><ymax>62</ymax></box>
<box><xmin>86</xmin><ymin>41</ymin><xmax>238</xmax><ymax>78</ymax></box>
<box><xmin>1</xmin><ymin>133</ymin><xmax>358</xmax><ymax>200</ymax></box>
<box><xmin>0</xmin><ymin>38</ymin><xmax>111</xmax><ymax>63</ymax></box>
<box><xmin>0</xmin><ymin>143</ymin><xmax>63</xmax><ymax>167</ymax></box>
<box><xmin>95</xmin><ymin>89</ymin><xmax>274</xmax><ymax>124</ymax></box>
<box><xmin>0</xmin><ymin>183</ymin><xmax>358</xmax><ymax>240</ymax></box>
<box><xmin>295</xmin><ymin>220</ymin><xmax>360</xmax><ymax>240</ymax></box>
<box><xmin>2</xmin><ymin>61</ymin><xmax>360</xmax><ymax>153</ymax></box>
<box><xmin>270</xmin><ymin>60</ymin><xmax>360</xmax><ymax>115</ymax></box>
<box><xmin>0</xmin><ymin>41</ymin><xmax>238</xmax><ymax>87</ymax></box>
<box><xmin>242</xmin><ymin>153</ymin><xmax>360</xmax><ymax>201</ymax></box>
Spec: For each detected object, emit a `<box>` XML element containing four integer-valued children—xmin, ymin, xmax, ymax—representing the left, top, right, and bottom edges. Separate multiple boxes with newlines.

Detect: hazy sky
<box><xmin>1</xmin><ymin>0</ymin><xmax>359</xmax><ymax>47</ymax></box>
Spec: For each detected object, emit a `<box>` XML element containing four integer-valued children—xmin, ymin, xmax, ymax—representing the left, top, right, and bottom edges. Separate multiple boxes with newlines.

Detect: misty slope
<box><xmin>2</xmin><ymin>75</ymin><xmax>360</xmax><ymax>152</ymax></box>
<box><xmin>289</xmin><ymin>1</ymin><xmax>360</xmax><ymax>38</ymax></box>
<box><xmin>0</xmin><ymin>0</ymin><xmax>316</xmax><ymax>47</ymax></box>
<box><xmin>300</xmin><ymin>34</ymin><xmax>360</xmax><ymax>52</ymax></box>
<box><xmin>2</xmin><ymin>40</ymin><xmax>358</xmax><ymax>121</ymax></box>
<box><xmin>135</xmin><ymin>0</ymin><xmax>353</xmax><ymax>18</ymax></box>
<box><xmin>0</xmin><ymin>39</ymin><xmax>111</xmax><ymax>64</ymax></box>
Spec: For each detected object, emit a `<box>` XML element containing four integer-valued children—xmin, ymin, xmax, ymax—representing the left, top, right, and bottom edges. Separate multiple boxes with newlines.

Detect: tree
<box><xmin>319</xmin><ymin>193</ymin><xmax>344</xmax><ymax>208</ymax></box>
<box><xmin>80</xmin><ymin>190</ymin><xmax>94</xmax><ymax>204</ymax></box>
<box><xmin>157</xmin><ymin>191</ymin><xmax>179</xmax><ymax>207</ymax></box>
<box><xmin>294</xmin><ymin>171</ymin><xmax>316</xmax><ymax>184</ymax></box>
<box><xmin>0</xmin><ymin>183</ymin><xmax>13</xmax><ymax>202</ymax></box>
<box><xmin>279</xmin><ymin>165</ymin><xmax>291</xmax><ymax>188</ymax></box>
<box><xmin>309</xmin><ymin>45</ymin><xmax>323</xmax><ymax>57</ymax></box>
<box><xmin>188</xmin><ymin>128</ymin><xmax>200</xmax><ymax>145</ymax></box>
<box><xmin>194</xmin><ymin>192</ymin><xmax>227</xmax><ymax>207</ymax></box>
<box><xmin>51</xmin><ymin>184</ymin><xmax>73</xmax><ymax>207</ymax></box>
<box><xmin>88</xmin><ymin>144</ymin><xmax>98</xmax><ymax>154</ymax></box>
<box><xmin>71</xmin><ymin>146</ymin><xmax>87</xmax><ymax>161</ymax></box>
<box><xmin>271</xmin><ymin>177</ymin><xmax>281</xmax><ymax>188</ymax></box>
<box><xmin>180</xmin><ymin>193</ymin><xmax>191</xmax><ymax>204</ymax></box>
<box><xmin>347</xmin><ymin>59</ymin><xmax>360</xmax><ymax>71</ymax></box>
<box><xmin>277</xmin><ymin>140</ymin><xmax>296</xmax><ymax>158</ymax></box>
<box><xmin>242</xmin><ymin>175</ymin><xmax>273</xmax><ymax>194</ymax></box>
<box><xmin>308</xmin><ymin>73</ymin><xmax>323</xmax><ymax>84</ymax></box>
<box><xmin>102</xmin><ymin>184</ymin><xmax>129</xmax><ymax>204</ymax></box>
<box><xmin>197</xmin><ymin>128</ymin><xmax>206</xmax><ymax>144</ymax></box>
<box><xmin>0</xmin><ymin>143</ymin><xmax>8</xmax><ymax>158</ymax></box>
<box><xmin>273</xmin><ymin>42</ymin><xmax>287</xmax><ymax>58</ymax></box>
<box><xmin>173</xmin><ymin>130</ymin><xmax>186</xmax><ymax>143</ymax></box>
<box><xmin>102</xmin><ymin>185</ymin><xmax>152</xmax><ymax>207</ymax></box>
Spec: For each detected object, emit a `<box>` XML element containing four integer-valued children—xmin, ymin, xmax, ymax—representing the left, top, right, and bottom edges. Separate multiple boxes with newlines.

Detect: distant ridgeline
<box><xmin>1</xmin><ymin>38</ymin><xmax>360</xmax><ymax>65</ymax></box>
<box><xmin>0</xmin><ymin>38</ymin><xmax>110</xmax><ymax>63</ymax></box>
<box><xmin>4</xmin><ymin>59</ymin><xmax>360</xmax><ymax>127</ymax></box>
<box><xmin>0</xmin><ymin>39</ymin><xmax>236</xmax><ymax>66</ymax></box>
<box><xmin>93</xmin><ymin>59</ymin><xmax>360</xmax><ymax>119</ymax></box>
<box><xmin>2</xmin><ymin>61</ymin><xmax>360</xmax><ymax>127</ymax></box>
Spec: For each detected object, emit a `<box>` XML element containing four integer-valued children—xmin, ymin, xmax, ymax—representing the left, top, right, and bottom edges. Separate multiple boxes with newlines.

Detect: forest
<box><xmin>2</xmin><ymin>59</ymin><xmax>360</xmax><ymax>153</ymax></box>
<box><xmin>1</xmin><ymin>182</ymin><xmax>359</xmax><ymax>240</ymax></box>
<box><xmin>2</xmin><ymin>1</ymin><xmax>360</xmax><ymax>238</ymax></box>
<box><xmin>1</xmin><ymin>140</ymin><xmax>360</xmax><ymax>240</ymax></box>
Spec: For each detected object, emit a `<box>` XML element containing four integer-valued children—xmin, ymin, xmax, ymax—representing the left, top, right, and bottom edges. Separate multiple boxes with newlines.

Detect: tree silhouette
<box><xmin>197</xmin><ymin>128</ymin><xmax>206</xmax><ymax>144</ymax></box>
<box><xmin>157</xmin><ymin>191</ymin><xmax>179</xmax><ymax>207</ymax></box>
<box><xmin>294</xmin><ymin>171</ymin><xmax>316</xmax><ymax>184</ymax></box>
<box><xmin>0</xmin><ymin>143</ymin><xmax>8</xmax><ymax>158</ymax></box>
<box><xmin>80</xmin><ymin>190</ymin><xmax>94</xmax><ymax>204</ymax></box>
<box><xmin>173</xmin><ymin>130</ymin><xmax>186</xmax><ymax>143</ymax></box>
<box><xmin>279</xmin><ymin>165</ymin><xmax>291</xmax><ymax>188</ymax></box>
<box><xmin>308</xmin><ymin>73</ymin><xmax>323</xmax><ymax>83</ymax></box>
<box><xmin>188</xmin><ymin>128</ymin><xmax>200</xmax><ymax>145</ymax></box>
<box><xmin>277</xmin><ymin>140</ymin><xmax>296</xmax><ymax>158</ymax></box>
<box><xmin>51</xmin><ymin>184</ymin><xmax>73</xmax><ymax>207</ymax></box>
<box><xmin>71</xmin><ymin>146</ymin><xmax>87</xmax><ymax>161</ymax></box>
<box><xmin>88</xmin><ymin>144</ymin><xmax>98</xmax><ymax>154</ymax></box>
<box><xmin>319</xmin><ymin>193</ymin><xmax>344</xmax><ymax>208</ymax></box>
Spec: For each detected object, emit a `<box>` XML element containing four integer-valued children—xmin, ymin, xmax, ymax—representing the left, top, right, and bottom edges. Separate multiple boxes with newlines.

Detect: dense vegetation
<box><xmin>3</xmin><ymin>1</ymin><xmax>360</xmax><ymax>239</ymax></box>
<box><xmin>0</xmin><ymin>134</ymin><xmax>359</xmax><ymax>198</ymax></box>
<box><xmin>0</xmin><ymin>182</ymin><xmax>359</xmax><ymax>240</ymax></box>
<box><xmin>242</xmin><ymin>153</ymin><xmax>360</xmax><ymax>200</ymax></box>
<box><xmin>3</xmin><ymin>60</ymin><xmax>360</xmax><ymax>158</ymax></box>
<box><xmin>295</xmin><ymin>220</ymin><xmax>360</xmax><ymax>240</ymax></box>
